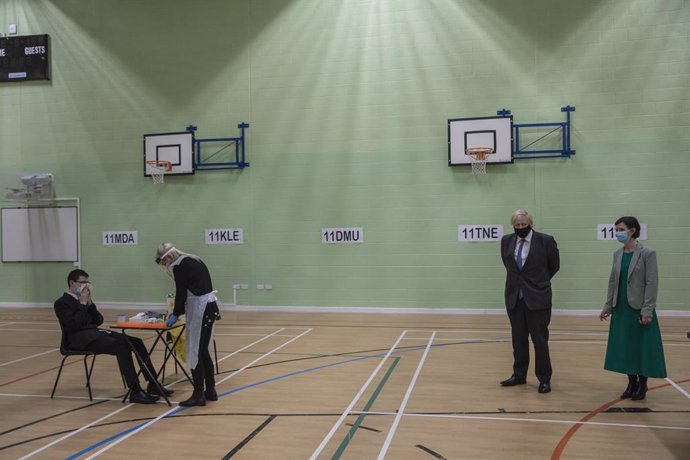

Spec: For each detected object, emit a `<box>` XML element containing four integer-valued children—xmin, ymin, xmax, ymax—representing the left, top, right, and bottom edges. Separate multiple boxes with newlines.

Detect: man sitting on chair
<box><xmin>53</xmin><ymin>269</ymin><xmax>172</xmax><ymax>404</ymax></box>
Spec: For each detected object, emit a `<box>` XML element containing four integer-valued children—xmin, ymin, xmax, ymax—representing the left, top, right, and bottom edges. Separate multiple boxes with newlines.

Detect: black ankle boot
<box><xmin>632</xmin><ymin>376</ymin><xmax>648</xmax><ymax>401</ymax></box>
<box><xmin>204</xmin><ymin>388</ymin><xmax>218</xmax><ymax>401</ymax></box>
<box><xmin>179</xmin><ymin>392</ymin><xmax>206</xmax><ymax>407</ymax></box>
<box><xmin>620</xmin><ymin>374</ymin><xmax>638</xmax><ymax>399</ymax></box>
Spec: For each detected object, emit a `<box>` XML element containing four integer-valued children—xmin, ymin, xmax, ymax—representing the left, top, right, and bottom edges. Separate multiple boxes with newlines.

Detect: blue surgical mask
<box><xmin>615</xmin><ymin>231</ymin><xmax>629</xmax><ymax>244</ymax></box>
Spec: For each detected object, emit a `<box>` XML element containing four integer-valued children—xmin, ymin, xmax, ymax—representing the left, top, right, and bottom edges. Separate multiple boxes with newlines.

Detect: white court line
<box><xmin>0</xmin><ymin>348</ymin><xmax>58</xmax><ymax>367</ymax></box>
<box><xmin>84</xmin><ymin>405</ymin><xmax>179</xmax><ymax>460</ymax></box>
<box><xmin>377</xmin><ymin>331</ymin><xmax>435</xmax><ymax>460</ymax></box>
<box><xmin>665</xmin><ymin>377</ymin><xmax>690</xmax><ymax>399</ymax></box>
<box><xmin>164</xmin><ymin>328</ymin><xmax>286</xmax><ymax>387</ymax></box>
<box><xmin>357</xmin><ymin>410</ymin><xmax>690</xmax><ymax>431</ymax></box>
<box><xmin>19</xmin><ymin>404</ymin><xmax>134</xmax><ymax>459</ymax></box>
<box><xmin>216</xmin><ymin>328</ymin><xmax>312</xmax><ymax>387</ymax></box>
<box><xmin>0</xmin><ymin>393</ymin><xmax>126</xmax><ymax>402</ymax></box>
<box><xmin>0</xmin><ymin>321</ymin><xmax>18</xmax><ymax>327</ymax></box>
<box><xmin>214</xmin><ymin>333</ymin><xmax>296</xmax><ymax>337</ymax></box>
<box><xmin>85</xmin><ymin>328</ymin><xmax>313</xmax><ymax>459</ymax></box>
<box><xmin>309</xmin><ymin>330</ymin><xmax>408</xmax><ymax>460</ymax></box>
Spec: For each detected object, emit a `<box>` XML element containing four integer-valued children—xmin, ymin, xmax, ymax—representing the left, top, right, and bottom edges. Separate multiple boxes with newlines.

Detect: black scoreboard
<box><xmin>0</xmin><ymin>34</ymin><xmax>50</xmax><ymax>83</ymax></box>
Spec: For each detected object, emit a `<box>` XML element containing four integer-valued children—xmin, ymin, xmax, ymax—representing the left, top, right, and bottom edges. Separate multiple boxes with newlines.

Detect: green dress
<box><xmin>604</xmin><ymin>252</ymin><xmax>667</xmax><ymax>378</ymax></box>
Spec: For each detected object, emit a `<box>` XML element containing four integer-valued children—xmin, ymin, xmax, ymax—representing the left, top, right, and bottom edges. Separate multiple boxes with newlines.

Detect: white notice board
<box><xmin>1</xmin><ymin>207</ymin><xmax>79</xmax><ymax>262</ymax></box>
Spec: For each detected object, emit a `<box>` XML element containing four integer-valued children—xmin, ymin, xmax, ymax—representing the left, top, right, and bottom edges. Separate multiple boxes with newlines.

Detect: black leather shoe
<box><xmin>147</xmin><ymin>383</ymin><xmax>174</xmax><ymax>397</ymax></box>
<box><xmin>179</xmin><ymin>393</ymin><xmax>206</xmax><ymax>407</ymax></box>
<box><xmin>130</xmin><ymin>389</ymin><xmax>159</xmax><ymax>404</ymax></box>
<box><xmin>204</xmin><ymin>388</ymin><xmax>218</xmax><ymax>401</ymax></box>
<box><xmin>500</xmin><ymin>375</ymin><xmax>527</xmax><ymax>386</ymax></box>
<box><xmin>538</xmin><ymin>382</ymin><xmax>551</xmax><ymax>394</ymax></box>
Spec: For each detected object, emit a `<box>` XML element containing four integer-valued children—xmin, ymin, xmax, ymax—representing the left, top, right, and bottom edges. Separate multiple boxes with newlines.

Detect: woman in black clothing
<box><xmin>156</xmin><ymin>243</ymin><xmax>220</xmax><ymax>407</ymax></box>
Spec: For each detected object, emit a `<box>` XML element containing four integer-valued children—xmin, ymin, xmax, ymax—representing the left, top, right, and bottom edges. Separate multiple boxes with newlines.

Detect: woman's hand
<box><xmin>599</xmin><ymin>311</ymin><xmax>610</xmax><ymax>321</ymax></box>
<box><xmin>639</xmin><ymin>314</ymin><xmax>652</xmax><ymax>326</ymax></box>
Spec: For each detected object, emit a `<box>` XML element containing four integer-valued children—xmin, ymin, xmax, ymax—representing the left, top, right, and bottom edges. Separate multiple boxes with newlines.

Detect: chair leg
<box><xmin>51</xmin><ymin>356</ymin><xmax>69</xmax><ymax>399</ymax></box>
<box><xmin>213</xmin><ymin>339</ymin><xmax>219</xmax><ymax>374</ymax></box>
<box><xmin>83</xmin><ymin>355</ymin><xmax>93</xmax><ymax>401</ymax></box>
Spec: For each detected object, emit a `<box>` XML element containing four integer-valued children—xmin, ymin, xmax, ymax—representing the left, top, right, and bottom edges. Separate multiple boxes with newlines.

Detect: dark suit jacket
<box><xmin>501</xmin><ymin>231</ymin><xmax>560</xmax><ymax>310</ymax></box>
<box><xmin>54</xmin><ymin>293</ymin><xmax>105</xmax><ymax>350</ymax></box>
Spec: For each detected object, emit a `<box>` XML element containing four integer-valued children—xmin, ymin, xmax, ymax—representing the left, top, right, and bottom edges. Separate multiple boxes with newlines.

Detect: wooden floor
<box><xmin>0</xmin><ymin>308</ymin><xmax>688</xmax><ymax>460</ymax></box>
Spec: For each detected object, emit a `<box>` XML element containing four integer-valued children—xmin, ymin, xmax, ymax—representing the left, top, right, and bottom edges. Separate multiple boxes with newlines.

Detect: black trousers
<box><xmin>84</xmin><ymin>330</ymin><xmax>155</xmax><ymax>390</ymax></box>
<box><xmin>191</xmin><ymin>301</ymin><xmax>219</xmax><ymax>394</ymax></box>
<box><xmin>507</xmin><ymin>298</ymin><xmax>552</xmax><ymax>383</ymax></box>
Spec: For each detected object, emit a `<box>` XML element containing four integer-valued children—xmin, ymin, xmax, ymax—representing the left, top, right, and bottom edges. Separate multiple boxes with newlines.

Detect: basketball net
<box><xmin>466</xmin><ymin>148</ymin><xmax>493</xmax><ymax>175</ymax></box>
<box><xmin>146</xmin><ymin>161</ymin><xmax>172</xmax><ymax>184</ymax></box>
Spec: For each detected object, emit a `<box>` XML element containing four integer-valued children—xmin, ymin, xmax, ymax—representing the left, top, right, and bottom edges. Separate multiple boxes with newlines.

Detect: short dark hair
<box><xmin>615</xmin><ymin>216</ymin><xmax>641</xmax><ymax>239</ymax></box>
<box><xmin>67</xmin><ymin>269</ymin><xmax>89</xmax><ymax>286</ymax></box>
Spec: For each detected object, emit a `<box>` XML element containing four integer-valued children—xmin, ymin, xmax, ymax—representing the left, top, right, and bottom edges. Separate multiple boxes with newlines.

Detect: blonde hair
<box><xmin>510</xmin><ymin>209</ymin><xmax>534</xmax><ymax>226</ymax></box>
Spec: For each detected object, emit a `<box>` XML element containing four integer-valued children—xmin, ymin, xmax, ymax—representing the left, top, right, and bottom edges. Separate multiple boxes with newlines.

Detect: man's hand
<box><xmin>79</xmin><ymin>286</ymin><xmax>91</xmax><ymax>305</ymax></box>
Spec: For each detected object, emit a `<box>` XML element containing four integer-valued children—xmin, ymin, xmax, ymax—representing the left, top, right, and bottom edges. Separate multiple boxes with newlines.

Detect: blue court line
<box><xmin>66</xmin><ymin>339</ymin><xmax>495</xmax><ymax>459</ymax></box>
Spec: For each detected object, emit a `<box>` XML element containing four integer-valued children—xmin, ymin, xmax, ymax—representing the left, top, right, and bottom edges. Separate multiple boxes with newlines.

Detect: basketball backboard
<box><xmin>143</xmin><ymin>131</ymin><xmax>194</xmax><ymax>177</ymax></box>
<box><xmin>448</xmin><ymin>116</ymin><xmax>513</xmax><ymax>166</ymax></box>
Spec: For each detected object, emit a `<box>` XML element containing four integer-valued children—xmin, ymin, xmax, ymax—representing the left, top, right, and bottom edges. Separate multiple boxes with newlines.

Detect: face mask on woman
<box><xmin>615</xmin><ymin>231</ymin><xmax>630</xmax><ymax>244</ymax></box>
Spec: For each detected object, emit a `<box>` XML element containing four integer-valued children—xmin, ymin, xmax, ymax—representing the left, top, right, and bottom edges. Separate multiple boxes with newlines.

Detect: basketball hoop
<box><xmin>466</xmin><ymin>148</ymin><xmax>493</xmax><ymax>175</ymax></box>
<box><xmin>146</xmin><ymin>160</ymin><xmax>172</xmax><ymax>184</ymax></box>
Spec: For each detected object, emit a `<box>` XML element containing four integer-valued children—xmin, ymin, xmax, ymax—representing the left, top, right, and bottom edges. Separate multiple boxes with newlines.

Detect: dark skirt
<box><xmin>604</xmin><ymin>303</ymin><xmax>667</xmax><ymax>378</ymax></box>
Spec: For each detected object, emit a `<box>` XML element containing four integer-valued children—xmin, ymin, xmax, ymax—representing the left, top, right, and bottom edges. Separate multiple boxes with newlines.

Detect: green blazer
<box><xmin>603</xmin><ymin>242</ymin><xmax>658</xmax><ymax>317</ymax></box>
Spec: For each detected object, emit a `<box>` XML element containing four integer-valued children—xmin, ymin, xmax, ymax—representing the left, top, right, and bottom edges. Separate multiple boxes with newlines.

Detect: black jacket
<box><xmin>501</xmin><ymin>231</ymin><xmax>560</xmax><ymax>310</ymax></box>
<box><xmin>54</xmin><ymin>293</ymin><xmax>105</xmax><ymax>349</ymax></box>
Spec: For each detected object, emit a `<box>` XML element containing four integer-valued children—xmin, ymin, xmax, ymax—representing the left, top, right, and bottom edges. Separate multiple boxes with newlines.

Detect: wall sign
<box><xmin>458</xmin><ymin>225</ymin><xmax>503</xmax><ymax>242</ymax></box>
<box><xmin>597</xmin><ymin>224</ymin><xmax>647</xmax><ymax>241</ymax></box>
<box><xmin>102</xmin><ymin>231</ymin><xmax>138</xmax><ymax>246</ymax></box>
<box><xmin>205</xmin><ymin>228</ymin><xmax>243</xmax><ymax>244</ymax></box>
<box><xmin>322</xmin><ymin>227</ymin><xmax>363</xmax><ymax>244</ymax></box>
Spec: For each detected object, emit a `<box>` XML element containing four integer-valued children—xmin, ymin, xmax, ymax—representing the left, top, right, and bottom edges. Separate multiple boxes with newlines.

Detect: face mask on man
<box><xmin>514</xmin><ymin>225</ymin><xmax>531</xmax><ymax>239</ymax></box>
<box><xmin>72</xmin><ymin>282</ymin><xmax>92</xmax><ymax>296</ymax></box>
<box><xmin>615</xmin><ymin>231</ymin><xmax>630</xmax><ymax>244</ymax></box>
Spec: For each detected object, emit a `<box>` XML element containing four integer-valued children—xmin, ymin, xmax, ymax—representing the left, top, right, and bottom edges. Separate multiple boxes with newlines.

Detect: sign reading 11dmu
<box><xmin>322</xmin><ymin>227</ymin><xmax>364</xmax><ymax>244</ymax></box>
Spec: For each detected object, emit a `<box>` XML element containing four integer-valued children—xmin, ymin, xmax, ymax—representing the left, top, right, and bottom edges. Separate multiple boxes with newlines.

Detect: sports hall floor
<box><xmin>1</xmin><ymin>307</ymin><xmax>688</xmax><ymax>459</ymax></box>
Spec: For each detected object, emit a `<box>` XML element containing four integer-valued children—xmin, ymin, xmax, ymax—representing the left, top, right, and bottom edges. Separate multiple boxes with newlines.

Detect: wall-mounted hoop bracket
<box><xmin>497</xmin><ymin>106</ymin><xmax>575</xmax><ymax>159</ymax></box>
<box><xmin>185</xmin><ymin>122</ymin><xmax>250</xmax><ymax>171</ymax></box>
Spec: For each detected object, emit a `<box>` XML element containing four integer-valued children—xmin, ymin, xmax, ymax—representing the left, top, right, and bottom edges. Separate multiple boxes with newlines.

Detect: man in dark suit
<box><xmin>54</xmin><ymin>269</ymin><xmax>172</xmax><ymax>403</ymax></box>
<box><xmin>500</xmin><ymin>209</ymin><xmax>560</xmax><ymax>394</ymax></box>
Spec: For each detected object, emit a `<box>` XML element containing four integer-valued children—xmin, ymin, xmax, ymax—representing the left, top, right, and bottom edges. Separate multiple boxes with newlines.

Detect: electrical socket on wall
<box><xmin>8</xmin><ymin>24</ymin><xmax>17</xmax><ymax>35</ymax></box>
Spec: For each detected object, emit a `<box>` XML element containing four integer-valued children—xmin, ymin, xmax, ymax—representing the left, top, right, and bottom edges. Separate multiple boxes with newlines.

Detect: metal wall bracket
<box><xmin>497</xmin><ymin>106</ymin><xmax>575</xmax><ymax>159</ymax></box>
<box><xmin>185</xmin><ymin>122</ymin><xmax>250</xmax><ymax>170</ymax></box>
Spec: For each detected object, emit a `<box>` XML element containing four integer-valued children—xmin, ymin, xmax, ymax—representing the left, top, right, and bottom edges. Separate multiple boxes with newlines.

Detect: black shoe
<box><xmin>632</xmin><ymin>377</ymin><xmax>647</xmax><ymax>401</ymax></box>
<box><xmin>620</xmin><ymin>375</ymin><xmax>638</xmax><ymax>399</ymax></box>
<box><xmin>179</xmin><ymin>393</ymin><xmax>206</xmax><ymax>407</ymax></box>
<box><xmin>130</xmin><ymin>389</ymin><xmax>159</xmax><ymax>404</ymax></box>
<box><xmin>538</xmin><ymin>382</ymin><xmax>551</xmax><ymax>394</ymax></box>
<box><xmin>147</xmin><ymin>383</ymin><xmax>174</xmax><ymax>397</ymax></box>
<box><xmin>500</xmin><ymin>375</ymin><xmax>527</xmax><ymax>386</ymax></box>
<box><xmin>204</xmin><ymin>388</ymin><xmax>218</xmax><ymax>401</ymax></box>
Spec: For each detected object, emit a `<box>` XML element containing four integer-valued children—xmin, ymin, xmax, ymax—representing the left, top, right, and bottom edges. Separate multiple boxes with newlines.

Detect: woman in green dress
<box><xmin>599</xmin><ymin>216</ymin><xmax>666</xmax><ymax>400</ymax></box>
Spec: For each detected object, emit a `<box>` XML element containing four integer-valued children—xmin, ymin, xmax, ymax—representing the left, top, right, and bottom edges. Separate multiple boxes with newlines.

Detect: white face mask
<box><xmin>72</xmin><ymin>282</ymin><xmax>93</xmax><ymax>295</ymax></box>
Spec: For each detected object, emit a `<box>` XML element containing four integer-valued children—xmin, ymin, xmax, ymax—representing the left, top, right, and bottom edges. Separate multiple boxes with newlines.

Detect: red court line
<box><xmin>0</xmin><ymin>333</ymin><xmax>158</xmax><ymax>389</ymax></box>
<box><xmin>551</xmin><ymin>378</ymin><xmax>690</xmax><ymax>460</ymax></box>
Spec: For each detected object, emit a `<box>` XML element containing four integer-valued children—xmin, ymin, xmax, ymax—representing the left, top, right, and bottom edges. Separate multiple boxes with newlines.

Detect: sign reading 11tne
<box><xmin>458</xmin><ymin>225</ymin><xmax>504</xmax><ymax>242</ymax></box>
